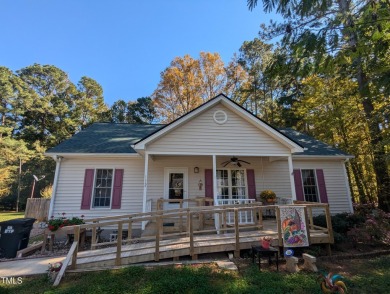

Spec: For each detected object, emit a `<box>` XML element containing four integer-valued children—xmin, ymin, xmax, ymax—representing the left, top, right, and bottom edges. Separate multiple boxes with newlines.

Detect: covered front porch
<box><xmin>141</xmin><ymin>154</ymin><xmax>297</xmax><ymax>230</ymax></box>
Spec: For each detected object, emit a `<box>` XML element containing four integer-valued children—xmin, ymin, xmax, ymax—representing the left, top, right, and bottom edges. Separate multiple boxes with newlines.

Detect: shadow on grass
<box><xmin>1</xmin><ymin>256</ymin><xmax>389</xmax><ymax>294</ymax></box>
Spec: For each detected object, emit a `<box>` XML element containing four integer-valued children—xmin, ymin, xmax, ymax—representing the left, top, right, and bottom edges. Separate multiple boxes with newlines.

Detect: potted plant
<box><xmin>261</xmin><ymin>236</ymin><xmax>272</xmax><ymax>249</ymax></box>
<box><xmin>47</xmin><ymin>213</ymin><xmax>85</xmax><ymax>232</ymax></box>
<box><xmin>260</xmin><ymin>190</ymin><xmax>277</xmax><ymax>203</ymax></box>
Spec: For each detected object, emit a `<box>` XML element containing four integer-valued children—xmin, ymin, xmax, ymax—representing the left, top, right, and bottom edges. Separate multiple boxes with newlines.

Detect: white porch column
<box><xmin>48</xmin><ymin>155</ymin><xmax>62</xmax><ymax>219</ymax></box>
<box><xmin>142</xmin><ymin>152</ymin><xmax>149</xmax><ymax>230</ymax></box>
<box><xmin>212</xmin><ymin>155</ymin><xmax>220</xmax><ymax>233</ymax></box>
<box><xmin>288</xmin><ymin>155</ymin><xmax>297</xmax><ymax>201</ymax></box>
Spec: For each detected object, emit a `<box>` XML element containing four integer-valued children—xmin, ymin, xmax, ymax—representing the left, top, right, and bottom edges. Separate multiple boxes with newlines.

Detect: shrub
<box><xmin>347</xmin><ymin>209</ymin><xmax>390</xmax><ymax>245</ymax></box>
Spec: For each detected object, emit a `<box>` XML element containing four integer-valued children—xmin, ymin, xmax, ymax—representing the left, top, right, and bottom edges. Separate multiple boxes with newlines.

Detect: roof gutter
<box><xmin>292</xmin><ymin>155</ymin><xmax>355</xmax><ymax>160</ymax></box>
<box><xmin>44</xmin><ymin>152</ymin><xmax>142</xmax><ymax>158</ymax></box>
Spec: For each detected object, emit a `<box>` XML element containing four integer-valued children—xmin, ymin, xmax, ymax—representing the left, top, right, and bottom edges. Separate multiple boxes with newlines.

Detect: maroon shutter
<box><xmin>246</xmin><ymin>169</ymin><xmax>256</xmax><ymax>200</ymax></box>
<box><xmin>316</xmin><ymin>169</ymin><xmax>328</xmax><ymax>203</ymax></box>
<box><xmin>111</xmin><ymin>169</ymin><xmax>124</xmax><ymax>209</ymax></box>
<box><xmin>81</xmin><ymin>169</ymin><xmax>94</xmax><ymax>209</ymax></box>
<box><xmin>293</xmin><ymin>169</ymin><xmax>305</xmax><ymax>201</ymax></box>
<box><xmin>205</xmin><ymin>169</ymin><xmax>213</xmax><ymax>205</ymax></box>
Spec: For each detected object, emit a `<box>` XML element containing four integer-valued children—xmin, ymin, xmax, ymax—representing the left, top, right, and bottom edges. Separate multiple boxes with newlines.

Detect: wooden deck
<box><xmin>53</xmin><ymin>201</ymin><xmax>334</xmax><ymax>285</ymax></box>
<box><xmin>75</xmin><ymin>220</ymin><xmax>329</xmax><ymax>269</ymax></box>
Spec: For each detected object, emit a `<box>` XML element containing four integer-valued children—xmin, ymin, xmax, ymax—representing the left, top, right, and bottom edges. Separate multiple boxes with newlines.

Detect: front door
<box><xmin>164</xmin><ymin>168</ymin><xmax>188</xmax><ymax>210</ymax></box>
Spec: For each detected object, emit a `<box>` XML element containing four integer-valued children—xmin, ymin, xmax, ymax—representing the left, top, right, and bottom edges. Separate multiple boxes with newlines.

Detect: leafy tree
<box><xmin>0</xmin><ymin>67</ymin><xmax>32</xmax><ymax>137</ymax></box>
<box><xmin>110</xmin><ymin>99</ymin><xmax>128</xmax><ymax>123</ymax></box>
<box><xmin>298</xmin><ymin>75</ymin><xmax>377</xmax><ymax>202</ymax></box>
<box><xmin>153</xmin><ymin>54</ymin><xmax>203</xmax><ymax>122</ymax></box>
<box><xmin>238</xmin><ymin>38</ymin><xmax>279</xmax><ymax>122</ymax></box>
<box><xmin>127</xmin><ymin>97</ymin><xmax>156</xmax><ymax>124</ymax></box>
<box><xmin>153</xmin><ymin>52</ymin><xmax>247</xmax><ymax>122</ymax></box>
<box><xmin>17</xmin><ymin>64</ymin><xmax>78</xmax><ymax>148</ymax></box>
<box><xmin>75</xmin><ymin>76</ymin><xmax>108</xmax><ymax>128</ymax></box>
<box><xmin>247</xmin><ymin>0</ymin><xmax>390</xmax><ymax>210</ymax></box>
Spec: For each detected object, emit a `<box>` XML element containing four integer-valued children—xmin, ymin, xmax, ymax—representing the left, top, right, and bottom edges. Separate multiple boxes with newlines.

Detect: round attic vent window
<box><xmin>213</xmin><ymin>110</ymin><xmax>227</xmax><ymax>124</ymax></box>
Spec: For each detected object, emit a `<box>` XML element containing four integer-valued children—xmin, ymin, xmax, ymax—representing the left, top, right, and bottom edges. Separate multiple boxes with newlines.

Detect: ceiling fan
<box><xmin>221</xmin><ymin>157</ymin><xmax>250</xmax><ymax>167</ymax></box>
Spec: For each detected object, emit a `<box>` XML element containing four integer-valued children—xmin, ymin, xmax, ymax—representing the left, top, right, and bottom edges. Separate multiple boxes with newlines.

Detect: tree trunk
<box><xmin>338</xmin><ymin>0</ymin><xmax>390</xmax><ymax>211</ymax></box>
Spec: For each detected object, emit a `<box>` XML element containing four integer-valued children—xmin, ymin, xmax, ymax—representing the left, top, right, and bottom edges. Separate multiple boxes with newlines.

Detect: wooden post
<box><xmin>116</xmin><ymin>222</ymin><xmax>123</xmax><ymax>266</ymax></box>
<box><xmin>127</xmin><ymin>219</ymin><xmax>132</xmax><ymax>242</ymax></box>
<box><xmin>234</xmin><ymin>209</ymin><xmax>240</xmax><ymax>258</ymax></box>
<box><xmin>155</xmin><ymin>215</ymin><xmax>161</xmax><ymax>261</ymax></box>
<box><xmin>222</xmin><ymin>210</ymin><xmax>227</xmax><ymax>232</ymax></box>
<box><xmin>304</xmin><ymin>206</ymin><xmax>311</xmax><ymax>245</ymax></box>
<box><xmin>91</xmin><ymin>221</ymin><xmax>97</xmax><ymax>249</ymax></box>
<box><xmin>199</xmin><ymin>209</ymin><xmax>204</xmax><ymax>230</ymax></box>
<box><xmin>258</xmin><ymin>207</ymin><xmax>263</xmax><ymax>229</ymax></box>
<box><xmin>70</xmin><ymin>225</ymin><xmax>80</xmax><ymax>270</ymax></box>
<box><xmin>325</xmin><ymin>204</ymin><xmax>334</xmax><ymax>256</ymax></box>
<box><xmin>275</xmin><ymin>206</ymin><xmax>283</xmax><ymax>247</ymax></box>
<box><xmin>186</xmin><ymin>209</ymin><xmax>191</xmax><ymax>236</ymax></box>
<box><xmin>189</xmin><ymin>212</ymin><xmax>196</xmax><ymax>260</ymax></box>
<box><xmin>308</xmin><ymin>206</ymin><xmax>314</xmax><ymax>230</ymax></box>
<box><xmin>179</xmin><ymin>201</ymin><xmax>183</xmax><ymax>232</ymax></box>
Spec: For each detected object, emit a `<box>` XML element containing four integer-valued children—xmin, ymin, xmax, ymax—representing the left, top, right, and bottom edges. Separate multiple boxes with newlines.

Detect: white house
<box><xmin>45</xmin><ymin>94</ymin><xmax>354</xmax><ymax>229</ymax></box>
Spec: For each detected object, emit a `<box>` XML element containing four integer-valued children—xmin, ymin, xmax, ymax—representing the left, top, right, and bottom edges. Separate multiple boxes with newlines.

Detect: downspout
<box><xmin>343</xmin><ymin>158</ymin><xmax>354</xmax><ymax>213</ymax></box>
<box><xmin>48</xmin><ymin>155</ymin><xmax>63</xmax><ymax>219</ymax></box>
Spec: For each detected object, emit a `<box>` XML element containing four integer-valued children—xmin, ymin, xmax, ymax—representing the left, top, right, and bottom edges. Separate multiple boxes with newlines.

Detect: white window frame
<box><xmin>300</xmin><ymin>169</ymin><xmax>320</xmax><ymax>203</ymax></box>
<box><xmin>91</xmin><ymin>168</ymin><xmax>115</xmax><ymax>209</ymax></box>
<box><xmin>216</xmin><ymin>168</ymin><xmax>248</xmax><ymax>200</ymax></box>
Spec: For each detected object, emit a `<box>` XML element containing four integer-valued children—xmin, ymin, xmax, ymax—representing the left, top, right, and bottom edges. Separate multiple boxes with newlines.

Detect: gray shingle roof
<box><xmin>46</xmin><ymin>123</ymin><xmax>165</xmax><ymax>154</ymax></box>
<box><xmin>279</xmin><ymin>128</ymin><xmax>351</xmax><ymax>157</ymax></box>
<box><xmin>47</xmin><ymin>123</ymin><xmax>351</xmax><ymax>157</ymax></box>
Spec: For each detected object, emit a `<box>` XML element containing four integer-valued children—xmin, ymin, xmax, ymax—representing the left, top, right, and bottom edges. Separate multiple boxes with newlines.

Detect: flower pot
<box><xmin>266</xmin><ymin>199</ymin><xmax>275</xmax><ymax>203</ymax></box>
<box><xmin>261</xmin><ymin>239</ymin><xmax>270</xmax><ymax>249</ymax></box>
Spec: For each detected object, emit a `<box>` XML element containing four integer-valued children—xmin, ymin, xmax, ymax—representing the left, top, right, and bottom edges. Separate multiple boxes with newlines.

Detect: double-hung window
<box><xmin>301</xmin><ymin>169</ymin><xmax>319</xmax><ymax>202</ymax></box>
<box><xmin>93</xmin><ymin>169</ymin><xmax>113</xmax><ymax>208</ymax></box>
<box><xmin>216</xmin><ymin>169</ymin><xmax>247</xmax><ymax>202</ymax></box>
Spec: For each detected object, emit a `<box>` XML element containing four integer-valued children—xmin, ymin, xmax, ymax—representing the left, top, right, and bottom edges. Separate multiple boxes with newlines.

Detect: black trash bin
<box><xmin>0</xmin><ymin>218</ymin><xmax>36</xmax><ymax>258</ymax></box>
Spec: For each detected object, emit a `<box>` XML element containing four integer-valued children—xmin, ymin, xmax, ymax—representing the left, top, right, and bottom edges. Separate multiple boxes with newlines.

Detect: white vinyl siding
<box><xmin>293</xmin><ymin>160</ymin><xmax>352</xmax><ymax>213</ymax></box>
<box><xmin>147</xmin><ymin>104</ymin><xmax>290</xmax><ymax>155</ymax></box>
<box><xmin>52</xmin><ymin>156</ymin><xmax>352</xmax><ymax>225</ymax></box>
<box><xmin>52</xmin><ymin>158</ymin><xmax>144</xmax><ymax>223</ymax></box>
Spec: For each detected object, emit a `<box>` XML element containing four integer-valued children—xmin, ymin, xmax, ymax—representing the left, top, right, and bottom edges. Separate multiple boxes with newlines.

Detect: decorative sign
<box><xmin>279</xmin><ymin>206</ymin><xmax>309</xmax><ymax>247</ymax></box>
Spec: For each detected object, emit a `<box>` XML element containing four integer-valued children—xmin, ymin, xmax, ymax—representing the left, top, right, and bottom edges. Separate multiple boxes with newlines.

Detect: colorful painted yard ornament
<box><xmin>319</xmin><ymin>272</ymin><xmax>347</xmax><ymax>293</ymax></box>
<box><xmin>279</xmin><ymin>206</ymin><xmax>309</xmax><ymax>247</ymax></box>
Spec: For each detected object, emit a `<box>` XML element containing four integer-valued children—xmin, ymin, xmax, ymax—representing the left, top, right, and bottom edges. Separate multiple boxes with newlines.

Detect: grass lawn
<box><xmin>0</xmin><ymin>212</ymin><xmax>24</xmax><ymax>222</ymax></box>
<box><xmin>1</xmin><ymin>255</ymin><xmax>389</xmax><ymax>294</ymax></box>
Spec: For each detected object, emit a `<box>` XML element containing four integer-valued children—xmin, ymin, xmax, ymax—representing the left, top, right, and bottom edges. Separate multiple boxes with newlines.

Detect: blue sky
<box><xmin>1</xmin><ymin>1</ymin><xmax>276</xmax><ymax>105</ymax></box>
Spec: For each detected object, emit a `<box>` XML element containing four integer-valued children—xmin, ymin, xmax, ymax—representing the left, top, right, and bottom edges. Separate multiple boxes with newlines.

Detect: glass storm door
<box><xmin>164</xmin><ymin>168</ymin><xmax>188</xmax><ymax>210</ymax></box>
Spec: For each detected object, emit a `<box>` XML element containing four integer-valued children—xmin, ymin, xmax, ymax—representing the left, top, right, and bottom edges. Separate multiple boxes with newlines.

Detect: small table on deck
<box><xmin>251</xmin><ymin>245</ymin><xmax>279</xmax><ymax>271</ymax></box>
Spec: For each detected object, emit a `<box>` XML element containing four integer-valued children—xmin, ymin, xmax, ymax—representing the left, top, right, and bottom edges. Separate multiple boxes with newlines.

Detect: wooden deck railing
<box><xmin>66</xmin><ymin>201</ymin><xmax>333</xmax><ymax>271</ymax></box>
<box><xmin>156</xmin><ymin>197</ymin><xmax>214</xmax><ymax>211</ymax></box>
